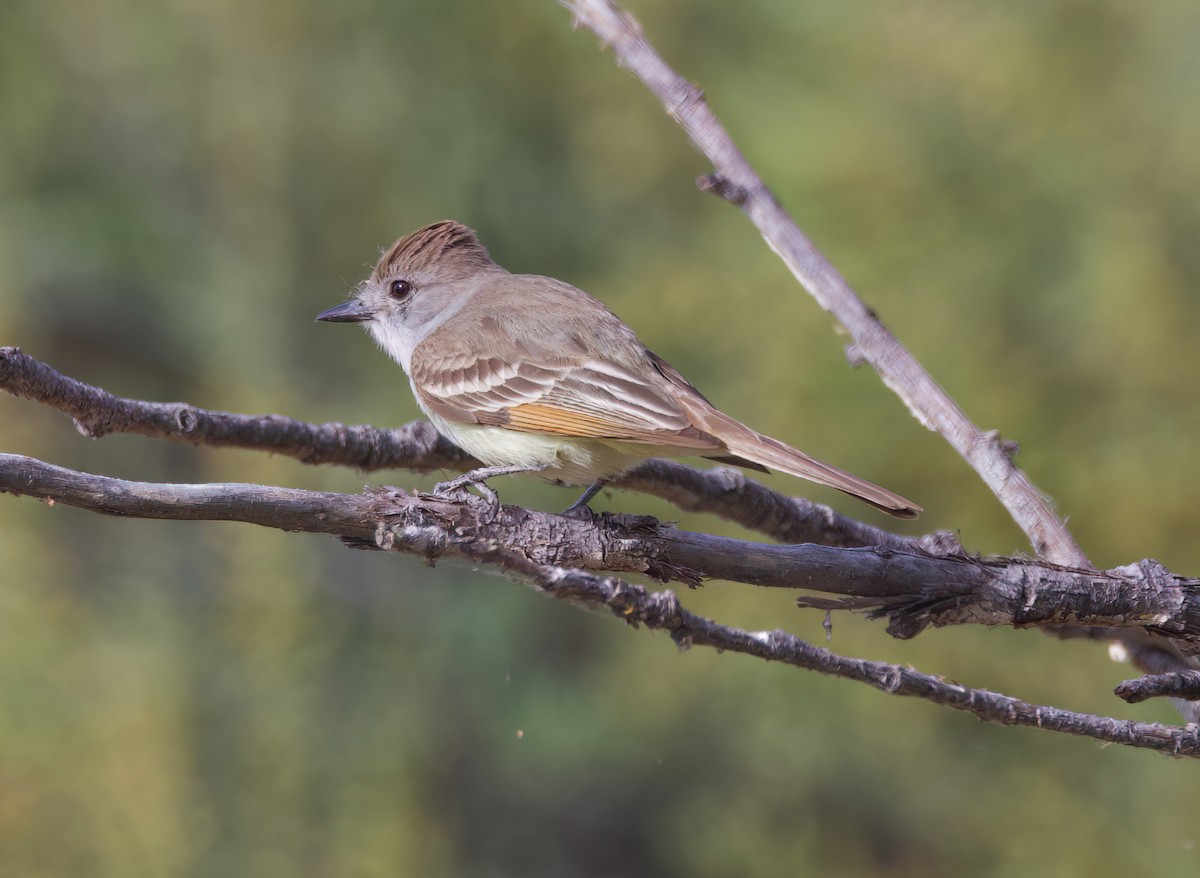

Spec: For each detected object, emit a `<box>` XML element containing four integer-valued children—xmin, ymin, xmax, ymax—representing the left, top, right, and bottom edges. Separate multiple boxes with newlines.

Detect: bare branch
<box><xmin>1116</xmin><ymin>671</ymin><xmax>1200</xmax><ymax>705</ymax></box>
<box><xmin>4</xmin><ymin>452</ymin><xmax>1199</xmax><ymax>649</ymax></box>
<box><xmin>0</xmin><ymin>345</ymin><xmax>471</xmax><ymax>472</ymax></box>
<box><xmin>615</xmin><ymin>458</ymin><xmax>959</xmax><ymax>553</ymax></box>
<box><xmin>565</xmin><ymin>0</ymin><xmax>1086</xmax><ymax>567</ymax></box>
<box><xmin>2</xmin><ymin>450</ymin><xmax>1196</xmax><ymax>756</ymax></box>
<box><xmin>524</xmin><ymin>561</ymin><xmax>1198</xmax><ymax>759</ymax></box>
<box><xmin>0</xmin><ymin>346</ymin><xmax>951</xmax><ymax>552</ymax></box>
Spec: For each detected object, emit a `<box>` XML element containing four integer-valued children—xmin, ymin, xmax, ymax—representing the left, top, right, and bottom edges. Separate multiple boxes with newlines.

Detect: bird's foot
<box><xmin>562</xmin><ymin>480</ymin><xmax>608</xmax><ymax>519</ymax></box>
<box><xmin>431</xmin><ymin>463</ymin><xmax>548</xmax><ymax>520</ymax></box>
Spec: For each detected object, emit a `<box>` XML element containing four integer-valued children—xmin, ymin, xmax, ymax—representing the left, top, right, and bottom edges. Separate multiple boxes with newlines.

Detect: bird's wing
<box><xmin>408</xmin><ymin>348</ymin><xmax>726</xmax><ymax>450</ymax></box>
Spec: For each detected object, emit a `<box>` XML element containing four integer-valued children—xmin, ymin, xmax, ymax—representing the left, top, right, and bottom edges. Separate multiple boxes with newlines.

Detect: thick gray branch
<box><xmin>1</xmin><ymin>451</ymin><xmax>1196</xmax><ymax>756</ymax></box>
<box><xmin>565</xmin><ymin>0</ymin><xmax>1086</xmax><ymax>566</ymax></box>
<box><xmin>4</xmin><ymin>453</ymin><xmax>1199</xmax><ymax>652</ymax></box>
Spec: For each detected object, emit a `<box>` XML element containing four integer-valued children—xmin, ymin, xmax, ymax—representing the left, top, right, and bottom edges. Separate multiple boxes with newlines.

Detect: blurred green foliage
<box><xmin>2</xmin><ymin>0</ymin><xmax>1199</xmax><ymax>875</ymax></box>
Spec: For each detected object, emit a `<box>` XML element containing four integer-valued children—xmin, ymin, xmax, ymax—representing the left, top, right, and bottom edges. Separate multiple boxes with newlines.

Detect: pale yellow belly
<box><xmin>429</xmin><ymin>413</ymin><xmax>652</xmax><ymax>486</ymax></box>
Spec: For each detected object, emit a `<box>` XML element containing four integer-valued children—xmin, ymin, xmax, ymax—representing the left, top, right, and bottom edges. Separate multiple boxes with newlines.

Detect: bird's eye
<box><xmin>389</xmin><ymin>279</ymin><xmax>413</xmax><ymax>300</ymax></box>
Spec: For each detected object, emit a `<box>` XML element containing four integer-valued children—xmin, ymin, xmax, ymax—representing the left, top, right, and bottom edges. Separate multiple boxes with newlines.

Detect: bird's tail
<box><xmin>642</xmin><ymin>349</ymin><xmax>920</xmax><ymax>518</ymax></box>
<box><xmin>720</xmin><ymin>425</ymin><xmax>921</xmax><ymax>519</ymax></box>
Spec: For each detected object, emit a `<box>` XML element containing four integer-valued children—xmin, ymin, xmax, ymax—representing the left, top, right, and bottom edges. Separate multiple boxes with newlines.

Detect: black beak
<box><xmin>315</xmin><ymin>299</ymin><xmax>374</xmax><ymax>323</ymax></box>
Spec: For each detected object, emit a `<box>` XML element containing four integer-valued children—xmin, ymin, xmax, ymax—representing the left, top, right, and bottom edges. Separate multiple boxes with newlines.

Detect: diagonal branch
<box><xmin>564</xmin><ymin>0</ymin><xmax>1085</xmax><ymax>567</ymax></box>
<box><xmin>1</xmin><ymin>450</ymin><xmax>1196</xmax><ymax>756</ymax></box>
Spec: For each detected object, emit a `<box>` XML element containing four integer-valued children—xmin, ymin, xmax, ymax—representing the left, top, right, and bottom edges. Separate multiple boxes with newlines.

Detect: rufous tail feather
<box><xmin>722</xmin><ymin>430</ymin><xmax>921</xmax><ymax>519</ymax></box>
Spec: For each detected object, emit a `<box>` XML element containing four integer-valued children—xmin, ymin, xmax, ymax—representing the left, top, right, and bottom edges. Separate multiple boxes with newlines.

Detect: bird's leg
<box><xmin>563</xmin><ymin>479</ymin><xmax>608</xmax><ymax>517</ymax></box>
<box><xmin>432</xmin><ymin>463</ymin><xmax>549</xmax><ymax>514</ymax></box>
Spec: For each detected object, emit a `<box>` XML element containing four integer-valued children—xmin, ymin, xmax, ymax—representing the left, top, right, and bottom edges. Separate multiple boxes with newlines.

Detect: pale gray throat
<box><xmin>367</xmin><ymin>280</ymin><xmax>483</xmax><ymax>374</ymax></box>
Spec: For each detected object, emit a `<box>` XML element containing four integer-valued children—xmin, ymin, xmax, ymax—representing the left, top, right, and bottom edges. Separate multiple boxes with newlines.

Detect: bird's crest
<box><xmin>374</xmin><ymin>220</ymin><xmax>494</xmax><ymax>279</ymax></box>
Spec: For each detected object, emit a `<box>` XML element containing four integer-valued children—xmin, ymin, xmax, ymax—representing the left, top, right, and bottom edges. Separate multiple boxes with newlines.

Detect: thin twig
<box><xmin>1115</xmin><ymin>671</ymin><xmax>1200</xmax><ymax>705</ymax></box>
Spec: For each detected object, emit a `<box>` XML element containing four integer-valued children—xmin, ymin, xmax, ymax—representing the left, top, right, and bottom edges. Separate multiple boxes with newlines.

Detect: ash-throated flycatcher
<box><xmin>317</xmin><ymin>220</ymin><xmax>920</xmax><ymax>518</ymax></box>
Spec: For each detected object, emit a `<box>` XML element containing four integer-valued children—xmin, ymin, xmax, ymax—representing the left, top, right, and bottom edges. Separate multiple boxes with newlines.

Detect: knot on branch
<box><xmin>72</xmin><ymin>416</ymin><xmax>108</xmax><ymax>438</ymax></box>
<box><xmin>638</xmin><ymin>587</ymin><xmax>683</xmax><ymax>630</ymax></box>
<box><xmin>375</xmin><ymin>519</ymin><xmax>449</xmax><ymax>559</ymax></box>
<box><xmin>876</xmin><ymin>664</ymin><xmax>905</xmax><ymax>694</ymax></box>
<box><xmin>568</xmin><ymin>0</ymin><xmax>643</xmax><ymax>51</ymax></box>
<box><xmin>916</xmin><ymin>530</ymin><xmax>966</xmax><ymax>555</ymax></box>
<box><xmin>979</xmin><ymin>429</ymin><xmax>1020</xmax><ymax>460</ymax></box>
<box><xmin>696</xmin><ymin>172</ymin><xmax>749</xmax><ymax>205</ymax></box>
<box><xmin>1112</xmin><ymin>558</ymin><xmax>1182</xmax><ymax>587</ymax></box>
<box><xmin>844</xmin><ymin>343</ymin><xmax>868</xmax><ymax>369</ymax></box>
<box><xmin>667</xmin><ymin>81</ymin><xmax>706</xmax><ymax>122</ymax></box>
<box><xmin>175</xmin><ymin>407</ymin><xmax>200</xmax><ymax>434</ymax></box>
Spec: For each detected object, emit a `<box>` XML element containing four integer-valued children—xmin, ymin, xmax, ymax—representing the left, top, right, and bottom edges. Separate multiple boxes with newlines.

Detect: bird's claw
<box><xmin>431</xmin><ymin>463</ymin><xmax>549</xmax><ymax>521</ymax></box>
<box><xmin>561</xmin><ymin>500</ymin><xmax>598</xmax><ymax>521</ymax></box>
<box><xmin>433</xmin><ymin>472</ymin><xmax>491</xmax><ymax>497</ymax></box>
<box><xmin>561</xmin><ymin>479</ymin><xmax>607</xmax><ymax>519</ymax></box>
<box><xmin>431</xmin><ymin>472</ymin><xmax>501</xmax><ymax>520</ymax></box>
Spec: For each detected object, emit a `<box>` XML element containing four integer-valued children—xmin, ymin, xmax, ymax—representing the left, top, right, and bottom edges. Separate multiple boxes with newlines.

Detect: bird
<box><xmin>317</xmin><ymin>220</ymin><xmax>920</xmax><ymax>518</ymax></box>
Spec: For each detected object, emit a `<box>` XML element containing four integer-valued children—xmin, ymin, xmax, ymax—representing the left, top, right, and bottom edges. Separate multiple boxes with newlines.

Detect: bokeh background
<box><xmin>2</xmin><ymin>0</ymin><xmax>1199</xmax><ymax>875</ymax></box>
